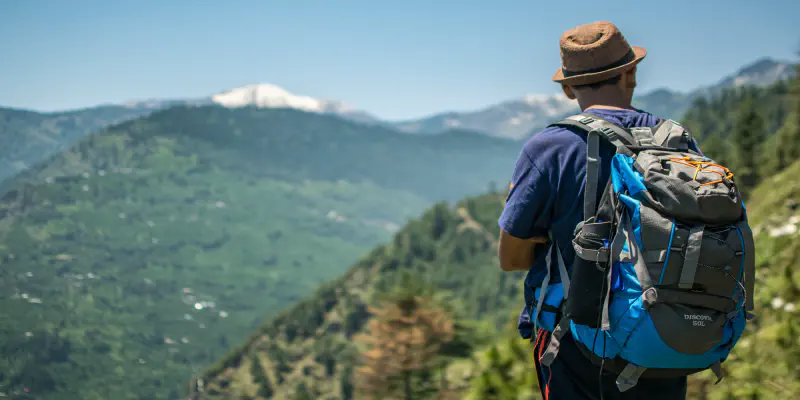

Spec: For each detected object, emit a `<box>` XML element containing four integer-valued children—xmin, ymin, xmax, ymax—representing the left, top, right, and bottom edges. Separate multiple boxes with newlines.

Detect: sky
<box><xmin>1</xmin><ymin>0</ymin><xmax>798</xmax><ymax>120</ymax></box>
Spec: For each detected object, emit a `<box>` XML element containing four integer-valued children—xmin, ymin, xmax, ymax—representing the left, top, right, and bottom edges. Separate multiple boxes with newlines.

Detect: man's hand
<box><xmin>498</xmin><ymin>230</ymin><xmax>549</xmax><ymax>271</ymax></box>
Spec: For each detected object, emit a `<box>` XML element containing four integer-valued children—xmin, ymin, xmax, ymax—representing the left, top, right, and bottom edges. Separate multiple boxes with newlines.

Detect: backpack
<box><xmin>526</xmin><ymin>112</ymin><xmax>756</xmax><ymax>393</ymax></box>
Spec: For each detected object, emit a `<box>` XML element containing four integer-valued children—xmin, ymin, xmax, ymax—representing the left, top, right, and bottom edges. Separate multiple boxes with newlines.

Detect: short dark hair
<box><xmin>571</xmin><ymin>74</ymin><xmax>622</xmax><ymax>90</ymax></box>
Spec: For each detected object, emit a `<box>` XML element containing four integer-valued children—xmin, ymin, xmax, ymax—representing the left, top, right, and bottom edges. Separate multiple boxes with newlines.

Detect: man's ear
<box><xmin>625</xmin><ymin>67</ymin><xmax>637</xmax><ymax>90</ymax></box>
<box><xmin>561</xmin><ymin>84</ymin><xmax>576</xmax><ymax>100</ymax></box>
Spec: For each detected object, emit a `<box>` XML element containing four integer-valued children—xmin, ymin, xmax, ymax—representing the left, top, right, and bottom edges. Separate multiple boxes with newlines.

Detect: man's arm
<box><xmin>498</xmin><ymin>230</ymin><xmax>548</xmax><ymax>271</ymax></box>
<box><xmin>496</xmin><ymin>143</ymin><xmax>554</xmax><ymax>272</ymax></box>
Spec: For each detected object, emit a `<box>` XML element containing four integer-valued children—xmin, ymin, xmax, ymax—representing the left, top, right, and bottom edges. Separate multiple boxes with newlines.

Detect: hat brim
<box><xmin>552</xmin><ymin>46</ymin><xmax>647</xmax><ymax>86</ymax></box>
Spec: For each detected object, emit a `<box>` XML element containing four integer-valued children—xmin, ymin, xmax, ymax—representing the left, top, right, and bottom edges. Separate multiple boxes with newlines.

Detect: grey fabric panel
<box><xmin>678</xmin><ymin>225</ymin><xmax>705</xmax><ymax>289</ymax></box>
<box><xmin>631</xmin><ymin>238</ymin><xmax>654</xmax><ymax>289</ymax></box>
<box><xmin>693</xmin><ymin>227</ymin><xmax>742</xmax><ymax>297</ymax></box>
<box><xmin>638</xmin><ymin>206</ymin><xmax>674</xmax><ymax>249</ymax></box>
<box><xmin>653</xmin><ymin>120</ymin><xmax>691</xmax><ymax>150</ymax></box>
<box><xmin>737</xmin><ymin>220</ymin><xmax>756</xmax><ymax>313</ymax></box>
<box><xmin>631</xmin><ymin>127</ymin><xmax>656</xmax><ymax>146</ymax></box>
<box><xmin>613</xmin><ymin>213</ymin><xmax>654</xmax><ymax>289</ymax></box>
<box><xmin>652</xmin><ymin>120</ymin><xmax>675</xmax><ymax>146</ymax></box>
<box><xmin>634</xmin><ymin>150</ymin><xmax>742</xmax><ymax>224</ymax></box>
<box><xmin>616</xmin><ymin>363</ymin><xmax>647</xmax><ymax>392</ymax></box>
<box><xmin>644</xmin><ymin>249</ymin><xmax>667</xmax><ymax>263</ymax></box>
<box><xmin>585</xmin><ymin>131</ymin><xmax>600</xmax><ymax>219</ymax></box>
<box><xmin>540</xmin><ymin>317</ymin><xmax>571</xmax><ymax>367</ymax></box>
<box><xmin>641</xmin><ymin>287</ymin><xmax>736</xmax><ymax>313</ymax></box>
<box><xmin>649</xmin><ymin>302</ymin><xmax>726</xmax><ymax>355</ymax></box>
<box><xmin>638</xmin><ymin>206</ymin><xmax>674</xmax><ymax>286</ymax></box>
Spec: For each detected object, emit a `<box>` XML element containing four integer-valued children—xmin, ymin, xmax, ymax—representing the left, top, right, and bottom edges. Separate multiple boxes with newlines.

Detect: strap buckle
<box><xmin>579</xmin><ymin>116</ymin><xmax>595</xmax><ymax>124</ymax></box>
<box><xmin>598</xmin><ymin>126</ymin><xmax>619</xmax><ymax>139</ymax></box>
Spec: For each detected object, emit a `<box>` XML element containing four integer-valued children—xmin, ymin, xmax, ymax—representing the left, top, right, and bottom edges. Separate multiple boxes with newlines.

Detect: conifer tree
<box><xmin>732</xmin><ymin>96</ymin><xmax>767</xmax><ymax>195</ymax></box>
<box><xmin>249</xmin><ymin>354</ymin><xmax>273</xmax><ymax>398</ymax></box>
<box><xmin>698</xmin><ymin>132</ymin><xmax>729</xmax><ymax>167</ymax></box>
<box><xmin>354</xmin><ymin>273</ymin><xmax>455</xmax><ymax>400</ymax></box>
<box><xmin>776</xmin><ymin>62</ymin><xmax>800</xmax><ymax>169</ymax></box>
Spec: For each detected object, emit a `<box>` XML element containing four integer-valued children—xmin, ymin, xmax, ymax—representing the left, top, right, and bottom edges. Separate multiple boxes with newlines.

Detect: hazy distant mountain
<box><xmin>395</xmin><ymin>57</ymin><xmax>796</xmax><ymax>139</ymax></box>
<box><xmin>392</xmin><ymin>94</ymin><xmax>578</xmax><ymax>140</ymax></box>
<box><xmin>634</xmin><ymin>57</ymin><xmax>796</xmax><ymax>121</ymax></box>
<box><xmin>0</xmin><ymin>105</ymin><xmax>155</xmax><ymax>182</ymax></box>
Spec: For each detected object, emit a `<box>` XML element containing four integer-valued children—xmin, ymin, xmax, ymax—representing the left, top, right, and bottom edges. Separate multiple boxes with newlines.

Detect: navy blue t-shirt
<box><xmin>498</xmin><ymin>107</ymin><xmax>700</xmax><ymax>312</ymax></box>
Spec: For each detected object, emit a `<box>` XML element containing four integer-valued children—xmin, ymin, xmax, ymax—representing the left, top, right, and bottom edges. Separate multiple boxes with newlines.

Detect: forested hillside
<box><xmin>191</xmin><ymin>66</ymin><xmax>800</xmax><ymax>399</ymax></box>
<box><xmin>187</xmin><ymin>193</ymin><xmax>522</xmax><ymax>399</ymax></box>
<box><xmin>0</xmin><ymin>106</ymin><xmax>522</xmax><ymax>400</ymax></box>
<box><xmin>0</xmin><ymin>106</ymin><xmax>155</xmax><ymax>182</ymax></box>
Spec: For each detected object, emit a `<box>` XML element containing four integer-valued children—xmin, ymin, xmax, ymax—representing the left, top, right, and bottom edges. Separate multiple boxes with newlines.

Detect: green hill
<box><xmin>0</xmin><ymin>105</ymin><xmax>155</xmax><ymax>182</ymax></box>
<box><xmin>0</xmin><ymin>105</ymin><xmax>522</xmax><ymax>400</ymax></box>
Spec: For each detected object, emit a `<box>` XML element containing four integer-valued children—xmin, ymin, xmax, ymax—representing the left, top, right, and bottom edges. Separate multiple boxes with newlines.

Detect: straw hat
<box><xmin>552</xmin><ymin>21</ymin><xmax>647</xmax><ymax>86</ymax></box>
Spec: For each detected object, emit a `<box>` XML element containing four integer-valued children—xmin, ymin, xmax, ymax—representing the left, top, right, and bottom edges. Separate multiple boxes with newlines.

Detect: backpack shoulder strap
<box><xmin>549</xmin><ymin>113</ymin><xmax>637</xmax><ymax>149</ymax></box>
<box><xmin>549</xmin><ymin>113</ymin><xmax>635</xmax><ymax>218</ymax></box>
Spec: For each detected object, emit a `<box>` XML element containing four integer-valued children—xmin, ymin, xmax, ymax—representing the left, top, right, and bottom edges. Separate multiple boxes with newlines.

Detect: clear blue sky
<box><xmin>1</xmin><ymin>0</ymin><xmax>798</xmax><ymax>120</ymax></box>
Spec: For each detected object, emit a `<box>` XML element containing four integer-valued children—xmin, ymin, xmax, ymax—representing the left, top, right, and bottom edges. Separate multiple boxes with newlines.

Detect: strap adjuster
<box><xmin>579</xmin><ymin>116</ymin><xmax>595</xmax><ymax>124</ymax></box>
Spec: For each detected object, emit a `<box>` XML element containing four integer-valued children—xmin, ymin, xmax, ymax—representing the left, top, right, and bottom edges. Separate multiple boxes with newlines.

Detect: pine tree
<box><xmin>249</xmin><ymin>354</ymin><xmax>273</xmax><ymax>398</ymax></box>
<box><xmin>698</xmin><ymin>132</ymin><xmax>730</xmax><ymax>167</ymax></box>
<box><xmin>776</xmin><ymin>62</ymin><xmax>800</xmax><ymax>170</ymax></box>
<box><xmin>732</xmin><ymin>95</ymin><xmax>767</xmax><ymax>195</ymax></box>
<box><xmin>354</xmin><ymin>273</ymin><xmax>456</xmax><ymax>400</ymax></box>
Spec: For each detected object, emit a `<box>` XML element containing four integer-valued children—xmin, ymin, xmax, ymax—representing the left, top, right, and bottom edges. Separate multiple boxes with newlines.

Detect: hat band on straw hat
<box><xmin>561</xmin><ymin>48</ymin><xmax>636</xmax><ymax>78</ymax></box>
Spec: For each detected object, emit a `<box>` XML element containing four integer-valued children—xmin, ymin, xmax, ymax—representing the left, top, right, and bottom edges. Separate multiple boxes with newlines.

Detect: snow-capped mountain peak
<box><xmin>210</xmin><ymin>83</ymin><xmax>351</xmax><ymax>113</ymax></box>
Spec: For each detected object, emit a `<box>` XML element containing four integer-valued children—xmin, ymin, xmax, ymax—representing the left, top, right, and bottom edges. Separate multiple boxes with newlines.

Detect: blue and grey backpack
<box><xmin>525</xmin><ymin>113</ymin><xmax>756</xmax><ymax>392</ymax></box>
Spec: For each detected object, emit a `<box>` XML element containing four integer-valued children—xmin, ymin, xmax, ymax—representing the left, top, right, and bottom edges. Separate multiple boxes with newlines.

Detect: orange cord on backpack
<box><xmin>668</xmin><ymin>156</ymin><xmax>734</xmax><ymax>186</ymax></box>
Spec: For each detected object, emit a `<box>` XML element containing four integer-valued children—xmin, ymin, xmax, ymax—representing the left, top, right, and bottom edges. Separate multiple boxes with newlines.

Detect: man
<box><xmin>498</xmin><ymin>21</ymin><xmax>696</xmax><ymax>399</ymax></box>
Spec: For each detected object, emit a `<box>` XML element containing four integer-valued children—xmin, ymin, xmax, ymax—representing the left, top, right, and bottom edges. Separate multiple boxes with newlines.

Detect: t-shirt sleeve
<box><xmin>498</xmin><ymin>149</ymin><xmax>552</xmax><ymax>239</ymax></box>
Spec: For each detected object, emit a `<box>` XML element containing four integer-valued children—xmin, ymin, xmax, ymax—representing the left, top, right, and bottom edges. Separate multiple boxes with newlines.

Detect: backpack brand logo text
<box><xmin>684</xmin><ymin>314</ymin><xmax>712</xmax><ymax>327</ymax></box>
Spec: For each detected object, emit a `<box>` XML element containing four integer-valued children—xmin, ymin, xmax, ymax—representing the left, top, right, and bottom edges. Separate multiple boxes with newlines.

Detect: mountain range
<box><xmin>121</xmin><ymin>58</ymin><xmax>793</xmax><ymax>140</ymax></box>
<box><xmin>392</xmin><ymin>57</ymin><xmax>796</xmax><ymax>138</ymax></box>
<box><xmin>0</xmin><ymin>105</ymin><xmax>522</xmax><ymax>400</ymax></box>
<box><xmin>1</xmin><ymin>57</ymin><xmax>792</xmax><ymax>186</ymax></box>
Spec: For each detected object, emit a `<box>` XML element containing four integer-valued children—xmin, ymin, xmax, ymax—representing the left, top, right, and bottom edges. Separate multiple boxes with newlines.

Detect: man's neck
<box><xmin>580</xmin><ymin>101</ymin><xmax>634</xmax><ymax>112</ymax></box>
<box><xmin>576</xmin><ymin>92</ymin><xmax>634</xmax><ymax>111</ymax></box>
